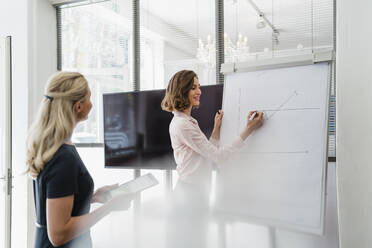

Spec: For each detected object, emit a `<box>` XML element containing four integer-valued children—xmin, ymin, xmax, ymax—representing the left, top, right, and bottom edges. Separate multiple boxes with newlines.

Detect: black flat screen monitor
<box><xmin>103</xmin><ymin>84</ymin><xmax>223</xmax><ymax>169</ymax></box>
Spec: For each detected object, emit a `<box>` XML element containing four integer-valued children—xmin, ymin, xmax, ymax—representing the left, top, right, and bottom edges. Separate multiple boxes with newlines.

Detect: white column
<box><xmin>336</xmin><ymin>1</ymin><xmax>372</xmax><ymax>247</ymax></box>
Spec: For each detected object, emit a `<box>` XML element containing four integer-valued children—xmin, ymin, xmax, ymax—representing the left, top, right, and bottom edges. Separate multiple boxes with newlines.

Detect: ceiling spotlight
<box><xmin>297</xmin><ymin>43</ymin><xmax>304</xmax><ymax>50</ymax></box>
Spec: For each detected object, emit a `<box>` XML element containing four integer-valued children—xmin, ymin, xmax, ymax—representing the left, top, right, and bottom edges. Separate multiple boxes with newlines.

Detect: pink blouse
<box><xmin>169</xmin><ymin>111</ymin><xmax>244</xmax><ymax>185</ymax></box>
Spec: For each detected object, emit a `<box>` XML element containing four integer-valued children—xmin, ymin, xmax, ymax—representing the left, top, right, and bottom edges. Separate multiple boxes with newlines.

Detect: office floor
<box><xmin>89</xmin><ymin>163</ymin><xmax>338</xmax><ymax>248</ymax></box>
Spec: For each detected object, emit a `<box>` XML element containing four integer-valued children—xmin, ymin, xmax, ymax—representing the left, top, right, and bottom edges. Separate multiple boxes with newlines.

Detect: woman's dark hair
<box><xmin>161</xmin><ymin>70</ymin><xmax>197</xmax><ymax>112</ymax></box>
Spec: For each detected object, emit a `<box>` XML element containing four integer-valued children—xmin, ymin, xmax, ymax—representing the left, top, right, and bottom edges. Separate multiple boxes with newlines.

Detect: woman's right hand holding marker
<box><xmin>240</xmin><ymin>111</ymin><xmax>264</xmax><ymax>140</ymax></box>
<box><xmin>247</xmin><ymin>111</ymin><xmax>264</xmax><ymax>130</ymax></box>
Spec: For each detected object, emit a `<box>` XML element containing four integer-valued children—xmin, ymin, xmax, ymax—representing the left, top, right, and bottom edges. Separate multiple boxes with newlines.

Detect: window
<box><xmin>59</xmin><ymin>0</ymin><xmax>218</xmax><ymax>144</ymax></box>
<box><xmin>60</xmin><ymin>1</ymin><xmax>133</xmax><ymax>144</ymax></box>
<box><xmin>58</xmin><ymin>0</ymin><xmax>335</xmax><ymax>156</ymax></box>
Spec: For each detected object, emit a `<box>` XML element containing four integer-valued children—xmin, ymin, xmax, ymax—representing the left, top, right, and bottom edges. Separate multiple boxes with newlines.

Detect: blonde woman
<box><xmin>27</xmin><ymin>72</ymin><xmax>133</xmax><ymax>248</ymax></box>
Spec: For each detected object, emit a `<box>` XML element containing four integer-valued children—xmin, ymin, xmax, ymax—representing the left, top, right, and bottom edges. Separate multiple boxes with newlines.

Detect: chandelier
<box><xmin>224</xmin><ymin>33</ymin><xmax>250</xmax><ymax>63</ymax></box>
<box><xmin>196</xmin><ymin>33</ymin><xmax>250</xmax><ymax>67</ymax></box>
<box><xmin>196</xmin><ymin>35</ymin><xmax>216</xmax><ymax>67</ymax></box>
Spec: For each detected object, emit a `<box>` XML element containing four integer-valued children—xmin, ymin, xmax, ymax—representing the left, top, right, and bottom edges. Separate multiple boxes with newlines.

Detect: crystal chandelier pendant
<box><xmin>197</xmin><ymin>33</ymin><xmax>250</xmax><ymax>65</ymax></box>
<box><xmin>196</xmin><ymin>35</ymin><xmax>216</xmax><ymax>68</ymax></box>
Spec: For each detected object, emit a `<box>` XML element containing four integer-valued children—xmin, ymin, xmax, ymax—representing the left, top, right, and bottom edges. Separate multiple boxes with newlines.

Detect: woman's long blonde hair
<box><xmin>26</xmin><ymin>71</ymin><xmax>88</xmax><ymax>178</ymax></box>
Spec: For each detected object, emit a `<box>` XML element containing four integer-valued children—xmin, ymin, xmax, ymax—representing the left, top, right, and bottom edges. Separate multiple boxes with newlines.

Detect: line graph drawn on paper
<box><xmin>237</xmin><ymin>89</ymin><xmax>301</xmax><ymax>133</ymax></box>
<box><xmin>264</xmin><ymin>90</ymin><xmax>300</xmax><ymax>120</ymax></box>
<box><xmin>237</xmin><ymin>89</ymin><xmax>321</xmax><ymax>129</ymax></box>
<box><xmin>235</xmin><ymin>88</ymin><xmax>321</xmax><ymax>156</ymax></box>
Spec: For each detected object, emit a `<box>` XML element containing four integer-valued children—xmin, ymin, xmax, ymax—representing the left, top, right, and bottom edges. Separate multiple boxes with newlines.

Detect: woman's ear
<box><xmin>74</xmin><ymin>101</ymin><xmax>81</xmax><ymax>113</ymax></box>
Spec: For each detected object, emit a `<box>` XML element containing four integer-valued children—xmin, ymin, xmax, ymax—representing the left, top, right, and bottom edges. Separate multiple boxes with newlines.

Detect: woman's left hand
<box><xmin>91</xmin><ymin>184</ymin><xmax>119</xmax><ymax>204</ymax></box>
<box><xmin>213</xmin><ymin>110</ymin><xmax>224</xmax><ymax>130</ymax></box>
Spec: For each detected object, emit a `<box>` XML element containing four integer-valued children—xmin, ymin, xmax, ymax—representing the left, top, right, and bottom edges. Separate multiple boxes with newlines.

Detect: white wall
<box><xmin>28</xmin><ymin>0</ymin><xmax>57</xmax><ymax>114</ymax></box>
<box><xmin>336</xmin><ymin>1</ymin><xmax>372</xmax><ymax>247</ymax></box>
<box><xmin>27</xmin><ymin>0</ymin><xmax>57</xmax><ymax>247</ymax></box>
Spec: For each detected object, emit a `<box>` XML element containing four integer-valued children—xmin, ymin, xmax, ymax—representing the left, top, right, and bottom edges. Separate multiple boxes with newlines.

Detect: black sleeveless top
<box><xmin>33</xmin><ymin>144</ymin><xmax>94</xmax><ymax>247</ymax></box>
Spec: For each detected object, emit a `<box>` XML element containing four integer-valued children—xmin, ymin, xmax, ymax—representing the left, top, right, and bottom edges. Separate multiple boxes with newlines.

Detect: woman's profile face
<box><xmin>77</xmin><ymin>87</ymin><xmax>93</xmax><ymax>121</ymax></box>
<box><xmin>188</xmin><ymin>77</ymin><xmax>201</xmax><ymax>108</ymax></box>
